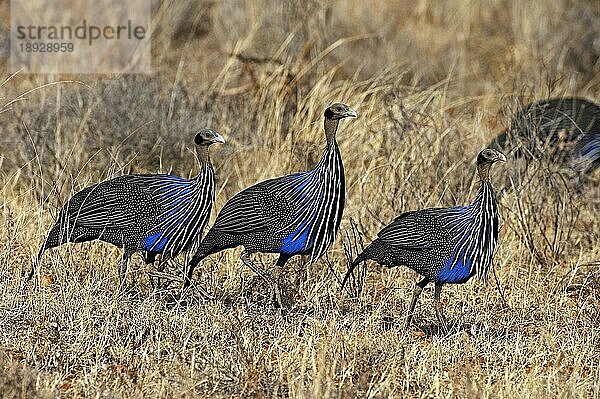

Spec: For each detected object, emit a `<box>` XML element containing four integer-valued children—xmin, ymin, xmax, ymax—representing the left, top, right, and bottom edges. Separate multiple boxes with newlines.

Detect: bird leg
<box><xmin>145</xmin><ymin>253</ymin><xmax>159</xmax><ymax>289</ymax></box>
<box><xmin>150</xmin><ymin>261</ymin><xmax>173</xmax><ymax>291</ymax></box>
<box><xmin>118</xmin><ymin>250</ymin><xmax>133</xmax><ymax>292</ymax></box>
<box><xmin>154</xmin><ymin>256</ymin><xmax>172</xmax><ymax>291</ymax></box>
<box><xmin>181</xmin><ymin>259</ymin><xmax>194</xmax><ymax>291</ymax></box>
<box><xmin>405</xmin><ymin>277</ymin><xmax>429</xmax><ymax>330</ymax></box>
<box><xmin>241</xmin><ymin>251</ymin><xmax>282</xmax><ymax>307</ymax></box>
<box><xmin>275</xmin><ymin>254</ymin><xmax>293</xmax><ymax>307</ymax></box>
<box><xmin>434</xmin><ymin>282</ymin><xmax>449</xmax><ymax>334</ymax></box>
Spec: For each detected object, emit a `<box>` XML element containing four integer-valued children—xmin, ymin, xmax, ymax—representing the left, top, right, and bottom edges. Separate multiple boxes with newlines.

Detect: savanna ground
<box><xmin>1</xmin><ymin>0</ymin><xmax>600</xmax><ymax>397</ymax></box>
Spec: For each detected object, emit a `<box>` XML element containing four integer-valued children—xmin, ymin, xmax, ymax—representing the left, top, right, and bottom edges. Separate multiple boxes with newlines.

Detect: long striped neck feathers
<box><xmin>194</xmin><ymin>146</ymin><xmax>214</xmax><ymax>179</ymax></box>
<box><xmin>460</xmin><ymin>178</ymin><xmax>498</xmax><ymax>280</ymax></box>
<box><xmin>472</xmin><ymin>178</ymin><xmax>497</xmax><ymax>219</ymax></box>
<box><xmin>443</xmin><ymin>172</ymin><xmax>498</xmax><ymax>283</ymax></box>
<box><xmin>444</xmin><ymin>149</ymin><xmax>504</xmax><ymax>281</ymax></box>
<box><xmin>314</xmin><ymin>117</ymin><xmax>344</xmax><ymax>173</ymax></box>
<box><xmin>292</xmin><ymin>114</ymin><xmax>345</xmax><ymax>263</ymax></box>
<box><xmin>142</xmin><ymin>161</ymin><xmax>215</xmax><ymax>256</ymax></box>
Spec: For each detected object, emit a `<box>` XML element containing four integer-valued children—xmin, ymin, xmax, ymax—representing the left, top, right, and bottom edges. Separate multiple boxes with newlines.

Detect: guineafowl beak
<box><xmin>345</xmin><ymin>108</ymin><xmax>358</xmax><ymax>118</ymax></box>
<box><xmin>213</xmin><ymin>133</ymin><xmax>226</xmax><ymax>144</ymax></box>
<box><xmin>497</xmin><ymin>152</ymin><xmax>507</xmax><ymax>163</ymax></box>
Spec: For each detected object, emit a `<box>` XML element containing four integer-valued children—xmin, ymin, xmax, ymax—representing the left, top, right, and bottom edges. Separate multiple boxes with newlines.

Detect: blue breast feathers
<box><xmin>280</xmin><ymin>221</ymin><xmax>313</xmax><ymax>255</ymax></box>
<box><xmin>142</xmin><ymin>231</ymin><xmax>169</xmax><ymax>252</ymax></box>
<box><xmin>436</xmin><ymin>256</ymin><xmax>474</xmax><ymax>284</ymax></box>
<box><xmin>141</xmin><ymin>177</ymin><xmax>197</xmax><ymax>252</ymax></box>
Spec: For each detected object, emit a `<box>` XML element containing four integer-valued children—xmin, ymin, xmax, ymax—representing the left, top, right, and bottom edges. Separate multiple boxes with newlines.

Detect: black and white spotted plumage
<box><xmin>184</xmin><ymin>103</ymin><xmax>357</xmax><ymax>290</ymax></box>
<box><xmin>490</xmin><ymin>97</ymin><xmax>600</xmax><ymax>175</ymax></box>
<box><xmin>205</xmin><ymin>142</ymin><xmax>345</xmax><ymax>262</ymax></box>
<box><xmin>29</xmin><ymin>128</ymin><xmax>225</xmax><ymax>284</ymax></box>
<box><xmin>342</xmin><ymin>148</ymin><xmax>506</xmax><ymax>329</ymax></box>
<box><xmin>349</xmin><ymin>179</ymin><xmax>498</xmax><ymax>284</ymax></box>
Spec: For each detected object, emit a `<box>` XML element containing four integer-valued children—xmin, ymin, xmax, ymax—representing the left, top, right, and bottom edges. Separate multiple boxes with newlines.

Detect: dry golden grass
<box><xmin>1</xmin><ymin>0</ymin><xmax>599</xmax><ymax>397</ymax></box>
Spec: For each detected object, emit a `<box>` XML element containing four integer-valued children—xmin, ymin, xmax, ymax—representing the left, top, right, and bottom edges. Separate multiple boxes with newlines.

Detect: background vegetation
<box><xmin>0</xmin><ymin>0</ymin><xmax>599</xmax><ymax>397</ymax></box>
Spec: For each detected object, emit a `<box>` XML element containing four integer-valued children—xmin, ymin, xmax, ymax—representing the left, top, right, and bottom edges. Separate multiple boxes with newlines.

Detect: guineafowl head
<box><xmin>323</xmin><ymin>103</ymin><xmax>358</xmax><ymax>143</ymax></box>
<box><xmin>324</xmin><ymin>103</ymin><xmax>358</xmax><ymax>120</ymax></box>
<box><xmin>194</xmin><ymin>128</ymin><xmax>226</xmax><ymax>146</ymax></box>
<box><xmin>477</xmin><ymin>148</ymin><xmax>507</xmax><ymax>179</ymax></box>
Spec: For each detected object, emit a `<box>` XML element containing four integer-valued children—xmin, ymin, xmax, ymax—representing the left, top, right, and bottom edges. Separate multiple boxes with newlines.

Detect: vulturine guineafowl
<box><xmin>30</xmin><ymin>128</ymin><xmax>225</xmax><ymax>287</ymax></box>
<box><xmin>184</xmin><ymin>103</ymin><xmax>358</xmax><ymax>305</ymax></box>
<box><xmin>342</xmin><ymin>149</ymin><xmax>506</xmax><ymax>331</ymax></box>
<box><xmin>490</xmin><ymin>97</ymin><xmax>600</xmax><ymax>175</ymax></box>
